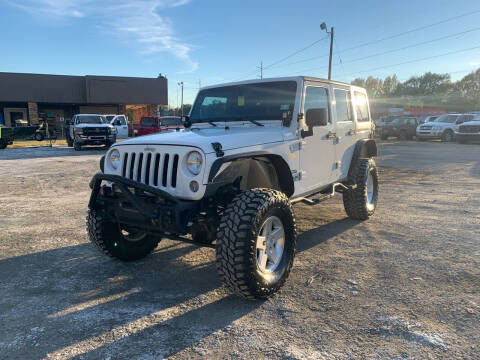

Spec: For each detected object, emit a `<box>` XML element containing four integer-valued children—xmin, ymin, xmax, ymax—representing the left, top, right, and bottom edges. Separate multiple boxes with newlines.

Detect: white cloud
<box><xmin>7</xmin><ymin>0</ymin><xmax>198</xmax><ymax>72</ymax></box>
<box><xmin>469</xmin><ymin>61</ymin><xmax>480</xmax><ymax>67</ymax></box>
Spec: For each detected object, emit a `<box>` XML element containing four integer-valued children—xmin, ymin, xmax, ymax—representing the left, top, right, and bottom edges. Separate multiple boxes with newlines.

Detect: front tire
<box><xmin>343</xmin><ymin>158</ymin><xmax>378</xmax><ymax>220</ymax></box>
<box><xmin>35</xmin><ymin>132</ymin><xmax>44</xmax><ymax>141</ymax></box>
<box><xmin>216</xmin><ymin>189</ymin><xmax>297</xmax><ymax>300</ymax></box>
<box><xmin>442</xmin><ymin>130</ymin><xmax>454</xmax><ymax>142</ymax></box>
<box><xmin>87</xmin><ymin>209</ymin><xmax>161</xmax><ymax>261</ymax></box>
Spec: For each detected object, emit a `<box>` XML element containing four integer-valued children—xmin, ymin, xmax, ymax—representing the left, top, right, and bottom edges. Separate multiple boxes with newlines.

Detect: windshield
<box><xmin>141</xmin><ymin>117</ymin><xmax>157</xmax><ymax>126</ymax></box>
<box><xmin>435</xmin><ymin>115</ymin><xmax>458</xmax><ymax>123</ymax></box>
<box><xmin>161</xmin><ymin>117</ymin><xmax>182</xmax><ymax>126</ymax></box>
<box><xmin>190</xmin><ymin>81</ymin><xmax>297</xmax><ymax>123</ymax></box>
<box><xmin>391</xmin><ymin>118</ymin><xmax>405</xmax><ymax>125</ymax></box>
<box><xmin>76</xmin><ymin>115</ymin><xmax>105</xmax><ymax>124</ymax></box>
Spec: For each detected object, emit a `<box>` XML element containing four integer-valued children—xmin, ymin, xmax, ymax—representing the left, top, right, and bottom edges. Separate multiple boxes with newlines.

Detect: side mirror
<box><xmin>182</xmin><ymin>115</ymin><xmax>191</xmax><ymax>128</ymax></box>
<box><xmin>306</xmin><ymin>108</ymin><xmax>328</xmax><ymax>128</ymax></box>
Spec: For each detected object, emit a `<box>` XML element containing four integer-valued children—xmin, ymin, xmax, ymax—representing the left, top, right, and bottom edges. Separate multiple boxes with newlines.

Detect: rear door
<box><xmin>299</xmin><ymin>82</ymin><xmax>336</xmax><ymax>193</ymax></box>
<box><xmin>332</xmin><ymin>87</ymin><xmax>356</xmax><ymax>181</ymax></box>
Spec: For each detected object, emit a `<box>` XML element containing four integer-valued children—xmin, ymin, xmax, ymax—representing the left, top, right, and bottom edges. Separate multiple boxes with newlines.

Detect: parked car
<box><xmin>104</xmin><ymin>114</ymin><xmax>129</xmax><ymax>139</ymax></box>
<box><xmin>416</xmin><ymin>113</ymin><xmax>464</xmax><ymax>142</ymax></box>
<box><xmin>456</xmin><ymin>116</ymin><xmax>480</xmax><ymax>144</ymax></box>
<box><xmin>87</xmin><ymin>76</ymin><xmax>378</xmax><ymax>299</ymax></box>
<box><xmin>65</xmin><ymin>114</ymin><xmax>116</xmax><ymax>151</ymax></box>
<box><xmin>420</xmin><ymin>115</ymin><xmax>439</xmax><ymax>124</ymax></box>
<box><xmin>380</xmin><ymin>117</ymin><xmax>418</xmax><ymax>140</ymax></box>
<box><xmin>133</xmin><ymin>116</ymin><xmax>183</xmax><ymax>137</ymax></box>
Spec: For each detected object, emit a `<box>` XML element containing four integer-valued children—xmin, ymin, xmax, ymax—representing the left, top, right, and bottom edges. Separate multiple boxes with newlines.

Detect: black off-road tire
<box><xmin>74</xmin><ymin>141</ymin><xmax>82</xmax><ymax>151</ymax></box>
<box><xmin>216</xmin><ymin>188</ymin><xmax>297</xmax><ymax>300</ymax></box>
<box><xmin>0</xmin><ymin>139</ymin><xmax>7</xmax><ymax>149</ymax></box>
<box><xmin>441</xmin><ymin>130</ymin><xmax>454</xmax><ymax>142</ymax></box>
<box><xmin>343</xmin><ymin>158</ymin><xmax>378</xmax><ymax>220</ymax></box>
<box><xmin>66</xmin><ymin>137</ymin><xmax>73</xmax><ymax>147</ymax></box>
<box><xmin>87</xmin><ymin>209</ymin><xmax>161</xmax><ymax>261</ymax></box>
<box><xmin>35</xmin><ymin>132</ymin><xmax>44</xmax><ymax>141</ymax></box>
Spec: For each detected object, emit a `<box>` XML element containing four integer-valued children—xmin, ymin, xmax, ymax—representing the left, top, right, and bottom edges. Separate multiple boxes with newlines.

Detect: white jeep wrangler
<box><xmin>87</xmin><ymin>77</ymin><xmax>378</xmax><ymax>299</ymax></box>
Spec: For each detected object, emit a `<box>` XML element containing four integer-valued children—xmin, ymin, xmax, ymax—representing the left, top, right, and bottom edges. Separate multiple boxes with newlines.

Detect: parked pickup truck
<box><xmin>380</xmin><ymin>117</ymin><xmax>418</xmax><ymax>140</ymax></box>
<box><xmin>65</xmin><ymin>114</ymin><xmax>116</xmax><ymax>151</ymax></box>
<box><xmin>133</xmin><ymin>116</ymin><xmax>183</xmax><ymax>137</ymax></box>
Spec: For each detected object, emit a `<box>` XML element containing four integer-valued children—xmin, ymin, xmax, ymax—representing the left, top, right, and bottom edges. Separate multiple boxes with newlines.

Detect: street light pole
<box><xmin>321</xmin><ymin>22</ymin><xmax>334</xmax><ymax>80</ymax></box>
<box><xmin>178</xmin><ymin>81</ymin><xmax>184</xmax><ymax>116</ymax></box>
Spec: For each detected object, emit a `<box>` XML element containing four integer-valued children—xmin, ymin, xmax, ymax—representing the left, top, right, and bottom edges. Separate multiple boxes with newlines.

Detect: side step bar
<box><xmin>291</xmin><ymin>183</ymin><xmax>355</xmax><ymax>205</ymax></box>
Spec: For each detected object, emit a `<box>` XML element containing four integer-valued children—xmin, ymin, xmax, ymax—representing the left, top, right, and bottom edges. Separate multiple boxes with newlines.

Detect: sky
<box><xmin>1</xmin><ymin>0</ymin><xmax>480</xmax><ymax>105</ymax></box>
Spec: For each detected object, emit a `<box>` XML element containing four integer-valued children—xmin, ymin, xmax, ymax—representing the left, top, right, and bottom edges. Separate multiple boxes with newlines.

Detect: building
<box><xmin>0</xmin><ymin>72</ymin><xmax>168</xmax><ymax>130</ymax></box>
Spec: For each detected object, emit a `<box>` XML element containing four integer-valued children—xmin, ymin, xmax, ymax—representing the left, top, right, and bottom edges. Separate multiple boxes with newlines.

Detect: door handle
<box><xmin>326</xmin><ymin>131</ymin><xmax>337</xmax><ymax>139</ymax></box>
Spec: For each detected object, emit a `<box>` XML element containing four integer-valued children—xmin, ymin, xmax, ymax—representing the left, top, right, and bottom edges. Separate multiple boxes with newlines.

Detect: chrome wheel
<box><xmin>366</xmin><ymin>171</ymin><xmax>374</xmax><ymax>205</ymax></box>
<box><xmin>256</xmin><ymin>216</ymin><xmax>285</xmax><ymax>273</ymax></box>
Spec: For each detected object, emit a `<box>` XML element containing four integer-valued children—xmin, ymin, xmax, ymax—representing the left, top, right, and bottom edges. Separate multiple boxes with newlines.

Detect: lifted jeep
<box><xmin>87</xmin><ymin>77</ymin><xmax>378</xmax><ymax>299</ymax></box>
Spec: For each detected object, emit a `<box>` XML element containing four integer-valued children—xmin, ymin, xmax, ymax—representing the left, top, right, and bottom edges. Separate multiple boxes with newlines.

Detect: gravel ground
<box><xmin>0</xmin><ymin>141</ymin><xmax>479</xmax><ymax>359</ymax></box>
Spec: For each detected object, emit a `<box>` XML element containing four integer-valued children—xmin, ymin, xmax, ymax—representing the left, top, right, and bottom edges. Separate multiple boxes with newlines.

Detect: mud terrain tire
<box><xmin>87</xmin><ymin>209</ymin><xmax>161</xmax><ymax>261</ymax></box>
<box><xmin>343</xmin><ymin>158</ymin><xmax>378</xmax><ymax>220</ymax></box>
<box><xmin>216</xmin><ymin>189</ymin><xmax>297</xmax><ymax>300</ymax></box>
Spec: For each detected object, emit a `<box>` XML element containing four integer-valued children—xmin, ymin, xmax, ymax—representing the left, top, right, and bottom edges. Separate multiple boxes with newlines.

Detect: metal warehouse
<box><xmin>0</xmin><ymin>72</ymin><xmax>168</xmax><ymax>131</ymax></box>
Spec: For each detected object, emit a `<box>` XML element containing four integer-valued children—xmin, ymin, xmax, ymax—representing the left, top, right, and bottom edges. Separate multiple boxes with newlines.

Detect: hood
<box><xmin>114</xmin><ymin>124</ymin><xmax>284</xmax><ymax>154</ymax></box>
<box><xmin>75</xmin><ymin>123</ymin><xmax>112</xmax><ymax>128</ymax></box>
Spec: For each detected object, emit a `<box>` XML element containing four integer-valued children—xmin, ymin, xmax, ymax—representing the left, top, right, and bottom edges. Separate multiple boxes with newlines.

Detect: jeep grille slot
<box><xmin>120</xmin><ymin>151</ymin><xmax>180</xmax><ymax>190</ymax></box>
<box><xmin>162</xmin><ymin>154</ymin><xmax>170</xmax><ymax>187</ymax></box>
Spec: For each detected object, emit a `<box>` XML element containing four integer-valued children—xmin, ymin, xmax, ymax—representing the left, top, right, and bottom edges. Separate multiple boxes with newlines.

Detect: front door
<box><xmin>332</xmin><ymin>87</ymin><xmax>357</xmax><ymax>181</ymax></box>
<box><xmin>299</xmin><ymin>83</ymin><xmax>336</xmax><ymax>194</ymax></box>
<box><xmin>114</xmin><ymin>116</ymin><xmax>128</xmax><ymax>138</ymax></box>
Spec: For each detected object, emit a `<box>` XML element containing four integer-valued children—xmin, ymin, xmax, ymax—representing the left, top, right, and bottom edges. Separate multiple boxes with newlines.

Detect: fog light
<box><xmin>189</xmin><ymin>180</ymin><xmax>199</xmax><ymax>192</ymax></box>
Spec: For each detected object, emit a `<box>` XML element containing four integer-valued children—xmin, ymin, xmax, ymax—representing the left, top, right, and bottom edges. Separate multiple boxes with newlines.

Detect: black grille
<box><xmin>420</xmin><ymin>125</ymin><xmax>432</xmax><ymax>130</ymax></box>
<box><xmin>121</xmin><ymin>151</ymin><xmax>179</xmax><ymax>188</ymax></box>
<box><xmin>83</xmin><ymin>127</ymin><xmax>108</xmax><ymax>136</ymax></box>
<box><xmin>459</xmin><ymin>125</ymin><xmax>480</xmax><ymax>133</ymax></box>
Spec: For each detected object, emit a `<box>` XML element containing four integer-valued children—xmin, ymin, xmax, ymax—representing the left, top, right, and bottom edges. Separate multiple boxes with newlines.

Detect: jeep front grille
<box><xmin>121</xmin><ymin>151</ymin><xmax>180</xmax><ymax>188</ymax></box>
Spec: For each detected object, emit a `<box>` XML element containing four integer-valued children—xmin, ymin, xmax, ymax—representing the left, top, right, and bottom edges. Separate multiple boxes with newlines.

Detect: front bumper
<box><xmin>76</xmin><ymin>134</ymin><xmax>115</xmax><ymax>144</ymax></box>
<box><xmin>455</xmin><ymin>133</ymin><xmax>480</xmax><ymax>142</ymax></box>
<box><xmin>89</xmin><ymin>173</ymin><xmax>197</xmax><ymax>235</ymax></box>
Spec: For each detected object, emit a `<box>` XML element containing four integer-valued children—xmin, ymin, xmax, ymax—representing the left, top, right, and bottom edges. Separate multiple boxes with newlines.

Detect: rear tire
<box><xmin>343</xmin><ymin>158</ymin><xmax>378</xmax><ymax>220</ymax></box>
<box><xmin>216</xmin><ymin>189</ymin><xmax>297</xmax><ymax>300</ymax></box>
<box><xmin>87</xmin><ymin>209</ymin><xmax>161</xmax><ymax>261</ymax></box>
<box><xmin>0</xmin><ymin>139</ymin><xmax>7</xmax><ymax>149</ymax></box>
<box><xmin>35</xmin><ymin>132</ymin><xmax>44</xmax><ymax>141</ymax></box>
<box><xmin>74</xmin><ymin>141</ymin><xmax>82</xmax><ymax>151</ymax></box>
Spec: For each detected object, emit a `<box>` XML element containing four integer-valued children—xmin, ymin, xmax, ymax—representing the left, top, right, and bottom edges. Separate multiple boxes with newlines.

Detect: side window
<box><xmin>304</xmin><ymin>86</ymin><xmax>329</xmax><ymax>123</ymax></box>
<box><xmin>354</xmin><ymin>92</ymin><xmax>370</xmax><ymax>122</ymax></box>
<box><xmin>334</xmin><ymin>89</ymin><xmax>353</xmax><ymax>122</ymax></box>
<box><xmin>119</xmin><ymin>116</ymin><xmax>127</xmax><ymax>125</ymax></box>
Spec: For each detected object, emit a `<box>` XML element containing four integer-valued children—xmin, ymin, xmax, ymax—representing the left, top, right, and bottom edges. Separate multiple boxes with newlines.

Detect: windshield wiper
<box><xmin>232</xmin><ymin>118</ymin><xmax>264</xmax><ymax>127</ymax></box>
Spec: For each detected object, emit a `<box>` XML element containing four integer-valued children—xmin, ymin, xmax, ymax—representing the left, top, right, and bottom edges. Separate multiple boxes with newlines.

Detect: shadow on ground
<box><xmin>0</xmin><ymin>216</ymin><xmax>356</xmax><ymax>359</ymax></box>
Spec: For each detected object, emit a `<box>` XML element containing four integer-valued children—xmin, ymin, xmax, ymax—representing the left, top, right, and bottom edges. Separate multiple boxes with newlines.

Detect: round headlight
<box><xmin>109</xmin><ymin>149</ymin><xmax>121</xmax><ymax>169</ymax></box>
<box><xmin>186</xmin><ymin>151</ymin><xmax>203</xmax><ymax>175</ymax></box>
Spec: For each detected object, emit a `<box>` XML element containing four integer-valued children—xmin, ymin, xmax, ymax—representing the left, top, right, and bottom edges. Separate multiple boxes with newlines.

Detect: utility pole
<box><xmin>178</xmin><ymin>81</ymin><xmax>184</xmax><ymax>116</ymax></box>
<box><xmin>321</xmin><ymin>22</ymin><xmax>334</xmax><ymax>80</ymax></box>
<box><xmin>258</xmin><ymin>61</ymin><xmax>263</xmax><ymax>79</ymax></box>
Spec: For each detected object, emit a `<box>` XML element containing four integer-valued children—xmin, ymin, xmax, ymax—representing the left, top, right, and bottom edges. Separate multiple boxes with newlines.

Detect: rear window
<box><xmin>161</xmin><ymin>118</ymin><xmax>182</xmax><ymax>126</ymax></box>
<box><xmin>354</xmin><ymin>92</ymin><xmax>370</xmax><ymax>122</ymax></box>
<box><xmin>141</xmin><ymin>117</ymin><xmax>156</xmax><ymax>126</ymax></box>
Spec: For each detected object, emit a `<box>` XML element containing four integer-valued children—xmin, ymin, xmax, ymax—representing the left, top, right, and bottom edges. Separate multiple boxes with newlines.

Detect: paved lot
<box><xmin>0</xmin><ymin>141</ymin><xmax>479</xmax><ymax>359</ymax></box>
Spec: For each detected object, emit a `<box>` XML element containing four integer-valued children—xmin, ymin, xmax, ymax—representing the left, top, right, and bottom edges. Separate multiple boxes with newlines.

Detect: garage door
<box><xmin>79</xmin><ymin>106</ymin><xmax>117</xmax><ymax>114</ymax></box>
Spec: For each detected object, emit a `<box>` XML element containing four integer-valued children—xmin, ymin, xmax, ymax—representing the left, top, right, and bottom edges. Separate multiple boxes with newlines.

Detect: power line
<box><xmin>266</xmin><ymin>9</ymin><xmax>480</xmax><ymax>72</ymax></box>
<box><xmin>270</xmin><ymin>27</ymin><xmax>480</xmax><ymax>77</ymax></box>
<box><xmin>345</xmin><ymin>44</ymin><xmax>480</xmax><ymax>77</ymax></box>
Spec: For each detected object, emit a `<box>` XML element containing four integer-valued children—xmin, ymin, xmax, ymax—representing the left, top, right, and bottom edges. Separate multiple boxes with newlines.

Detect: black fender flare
<box><xmin>208</xmin><ymin>151</ymin><xmax>295</xmax><ymax>197</ymax></box>
<box><xmin>348</xmin><ymin>139</ymin><xmax>377</xmax><ymax>180</ymax></box>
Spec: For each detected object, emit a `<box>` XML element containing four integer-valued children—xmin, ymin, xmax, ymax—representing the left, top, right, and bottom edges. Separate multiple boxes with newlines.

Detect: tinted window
<box><xmin>354</xmin><ymin>92</ymin><xmax>370</xmax><ymax>122</ymax></box>
<box><xmin>334</xmin><ymin>89</ymin><xmax>352</xmax><ymax>122</ymax></box>
<box><xmin>161</xmin><ymin>118</ymin><xmax>182</xmax><ymax>126</ymax></box>
<box><xmin>190</xmin><ymin>81</ymin><xmax>297</xmax><ymax>123</ymax></box>
<box><xmin>304</xmin><ymin>86</ymin><xmax>329</xmax><ymax>123</ymax></box>
<box><xmin>141</xmin><ymin>117</ymin><xmax>156</xmax><ymax>126</ymax></box>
